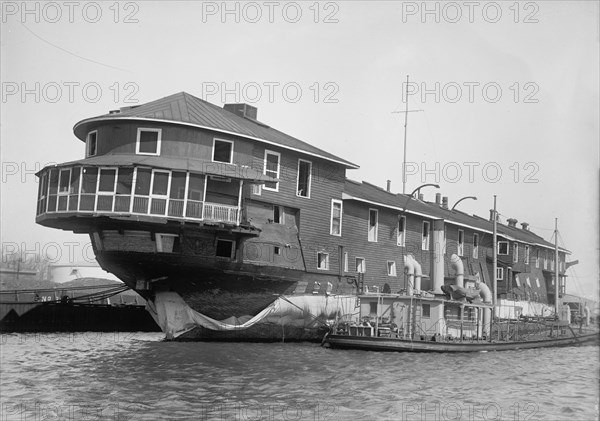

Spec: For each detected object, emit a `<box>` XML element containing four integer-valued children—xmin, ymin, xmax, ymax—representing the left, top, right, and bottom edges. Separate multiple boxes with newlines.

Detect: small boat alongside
<box><xmin>323</xmin><ymin>202</ymin><xmax>599</xmax><ymax>353</ymax></box>
<box><xmin>322</xmin><ymin>292</ymin><xmax>598</xmax><ymax>353</ymax></box>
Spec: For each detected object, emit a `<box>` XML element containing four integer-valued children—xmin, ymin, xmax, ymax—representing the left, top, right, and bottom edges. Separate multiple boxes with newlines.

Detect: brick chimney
<box><xmin>224</xmin><ymin>103</ymin><xmax>258</xmax><ymax>120</ymax></box>
<box><xmin>418</xmin><ymin>193</ymin><xmax>424</xmax><ymax>201</ymax></box>
<box><xmin>521</xmin><ymin>222</ymin><xmax>529</xmax><ymax>231</ymax></box>
<box><xmin>386</xmin><ymin>180</ymin><xmax>391</xmax><ymax>192</ymax></box>
<box><xmin>441</xmin><ymin>196</ymin><xmax>448</xmax><ymax>209</ymax></box>
<box><xmin>435</xmin><ymin>193</ymin><xmax>441</xmax><ymax>205</ymax></box>
<box><xmin>507</xmin><ymin>218</ymin><xmax>518</xmax><ymax>227</ymax></box>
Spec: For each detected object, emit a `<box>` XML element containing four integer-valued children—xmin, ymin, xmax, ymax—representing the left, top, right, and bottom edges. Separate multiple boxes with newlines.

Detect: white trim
<box><xmin>472</xmin><ymin>233</ymin><xmax>479</xmax><ymax>259</ymax></box>
<box><xmin>498</xmin><ymin>241</ymin><xmax>509</xmax><ymax>255</ymax></box>
<box><xmin>212</xmin><ymin>138</ymin><xmax>234</xmax><ymax>164</ymax></box>
<box><xmin>330</xmin><ymin>199</ymin><xmax>343</xmax><ymax>236</ymax></box>
<box><xmin>74</xmin><ymin>116</ymin><xmax>359</xmax><ymax>169</ymax></box>
<box><xmin>355</xmin><ymin>257</ymin><xmax>366</xmax><ymax>274</ymax></box>
<box><xmin>263</xmin><ymin>149</ymin><xmax>280</xmax><ymax>191</ymax></box>
<box><xmin>422</xmin><ymin>221</ymin><xmax>430</xmax><ymax>251</ymax></box>
<box><xmin>368</xmin><ymin>208</ymin><xmax>378</xmax><ymax>242</ymax></box>
<box><xmin>317</xmin><ymin>251</ymin><xmax>329</xmax><ymax>270</ymax></box>
<box><xmin>135</xmin><ymin>128</ymin><xmax>162</xmax><ymax>156</ymax></box>
<box><xmin>296</xmin><ymin>159</ymin><xmax>312</xmax><ymax>198</ymax></box>
<box><xmin>397</xmin><ymin>215</ymin><xmax>406</xmax><ymax>247</ymax></box>
<box><xmin>86</xmin><ymin>130</ymin><xmax>98</xmax><ymax>157</ymax></box>
<box><xmin>387</xmin><ymin>261</ymin><xmax>397</xmax><ymax>277</ymax></box>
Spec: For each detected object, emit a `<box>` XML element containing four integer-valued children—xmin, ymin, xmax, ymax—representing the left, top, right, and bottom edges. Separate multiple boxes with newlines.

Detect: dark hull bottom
<box><xmin>324</xmin><ymin>331</ymin><xmax>600</xmax><ymax>353</ymax></box>
<box><xmin>0</xmin><ymin>302</ymin><xmax>160</xmax><ymax>333</ymax></box>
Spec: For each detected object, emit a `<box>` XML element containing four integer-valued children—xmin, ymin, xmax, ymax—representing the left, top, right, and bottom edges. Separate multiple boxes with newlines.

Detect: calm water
<box><xmin>1</xmin><ymin>332</ymin><xmax>598</xmax><ymax>420</ymax></box>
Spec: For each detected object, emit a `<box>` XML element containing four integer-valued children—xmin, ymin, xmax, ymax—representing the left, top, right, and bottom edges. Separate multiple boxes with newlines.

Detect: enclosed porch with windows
<box><xmin>36</xmin><ymin>156</ymin><xmax>275</xmax><ymax>226</ymax></box>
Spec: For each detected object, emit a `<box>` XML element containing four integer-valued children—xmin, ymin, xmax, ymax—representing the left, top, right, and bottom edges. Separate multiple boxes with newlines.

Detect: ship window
<box><xmin>135</xmin><ymin>168</ymin><xmax>152</xmax><ymax>196</ymax></box>
<box><xmin>213</xmin><ymin>139</ymin><xmax>233</xmax><ymax>163</ymax></box>
<box><xmin>497</xmin><ymin>241</ymin><xmax>508</xmax><ymax>255</ymax></box>
<box><xmin>216</xmin><ymin>239</ymin><xmax>235</xmax><ymax>259</ymax></box>
<box><xmin>387</xmin><ymin>261</ymin><xmax>397</xmax><ymax>277</ymax></box>
<box><xmin>458</xmin><ymin>229</ymin><xmax>464</xmax><ymax>256</ymax></box>
<box><xmin>330</xmin><ymin>200</ymin><xmax>342</xmax><ymax>236</ymax></box>
<box><xmin>273</xmin><ymin>205</ymin><xmax>283</xmax><ymax>224</ymax></box>
<box><xmin>422</xmin><ymin>304</ymin><xmax>431</xmax><ymax>318</ymax></box>
<box><xmin>473</xmin><ymin>233</ymin><xmax>479</xmax><ymax>259</ymax></box>
<box><xmin>317</xmin><ymin>252</ymin><xmax>329</xmax><ymax>270</ymax></box>
<box><xmin>136</xmin><ymin>128</ymin><xmax>161</xmax><ymax>155</ymax></box>
<box><xmin>369</xmin><ymin>302</ymin><xmax>377</xmax><ymax>315</ymax></box>
<box><xmin>263</xmin><ymin>150</ymin><xmax>280</xmax><ymax>191</ymax></box>
<box><xmin>156</xmin><ymin>234</ymin><xmax>179</xmax><ymax>253</ymax></box>
<box><xmin>98</xmin><ymin>169</ymin><xmax>117</xmax><ymax>192</ymax></box>
<box><xmin>297</xmin><ymin>159</ymin><xmax>312</xmax><ymax>198</ymax></box>
<box><xmin>368</xmin><ymin>209</ymin><xmax>378</xmax><ymax>242</ymax></box>
<box><xmin>496</xmin><ymin>267</ymin><xmax>504</xmax><ymax>281</ymax></box>
<box><xmin>422</xmin><ymin>221</ymin><xmax>430</xmax><ymax>250</ymax></box>
<box><xmin>355</xmin><ymin>257</ymin><xmax>365</xmax><ymax>274</ymax></box>
<box><xmin>513</xmin><ymin>243</ymin><xmax>519</xmax><ymax>263</ymax></box>
<box><xmin>397</xmin><ymin>216</ymin><xmax>406</xmax><ymax>246</ymax></box>
<box><xmin>86</xmin><ymin>131</ymin><xmax>97</xmax><ymax>157</ymax></box>
<box><xmin>116</xmin><ymin>168</ymin><xmax>133</xmax><ymax>194</ymax></box>
<box><xmin>187</xmin><ymin>173</ymin><xmax>205</xmax><ymax>201</ymax></box>
<box><xmin>151</xmin><ymin>171</ymin><xmax>169</xmax><ymax>196</ymax></box>
<box><xmin>525</xmin><ymin>245</ymin><xmax>530</xmax><ymax>265</ymax></box>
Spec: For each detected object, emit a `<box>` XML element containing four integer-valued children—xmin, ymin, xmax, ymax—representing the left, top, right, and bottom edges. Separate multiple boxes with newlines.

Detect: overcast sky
<box><xmin>1</xmin><ymin>1</ymin><xmax>598</xmax><ymax>300</ymax></box>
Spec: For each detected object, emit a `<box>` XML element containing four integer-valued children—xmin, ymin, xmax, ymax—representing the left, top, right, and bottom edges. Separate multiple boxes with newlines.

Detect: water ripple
<box><xmin>0</xmin><ymin>333</ymin><xmax>598</xmax><ymax>420</ymax></box>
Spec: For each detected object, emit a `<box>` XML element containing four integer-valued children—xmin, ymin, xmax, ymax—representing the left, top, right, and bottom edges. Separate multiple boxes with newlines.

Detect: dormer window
<box><xmin>86</xmin><ymin>131</ymin><xmax>97</xmax><ymax>157</ymax></box>
<box><xmin>213</xmin><ymin>139</ymin><xmax>233</xmax><ymax>163</ymax></box>
<box><xmin>136</xmin><ymin>128</ymin><xmax>161</xmax><ymax>156</ymax></box>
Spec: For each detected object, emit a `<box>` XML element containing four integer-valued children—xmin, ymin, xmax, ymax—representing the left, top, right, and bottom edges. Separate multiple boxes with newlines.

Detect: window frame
<box><xmin>86</xmin><ymin>130</ymin><xmax>98</xmax><ymax>157</ymax></box>
<box><xmin>330</xmin><ymin>199</ymin><xmax>343</xmax><ymax>236</ymax></box>
<box><xmin>296</xmin><ymin>159</ymin><xmax>312</xmax><ymax>198</ymax></box>
<box><xmin>387</xmin><ymin>261</ymin><xmax>397</xmax><ymax>277</ymax></box>
<box><xmin>513</xmin><ymin>243</ymin><xmax>519</xmax><ymax>263</ymax></box>
<box><xmin>536</xmin><ymin>249</ymin><xmax>540</xmax><ymax>268</ymax></box>
<box><xmin>498</xmin><ymin>241</ymin><xmax>509</xmax><ymax>255</ymax></box>
<box><xmin>472</xmin><ymin>233</ymin><xmax>479</xmax><ymax>259</ymax></box>
<box><xmin>355</xmin><ymin>257</ymin><xmax>366</xmax><ymax>274</ymax></box>
<box><xmin>343</xmin><ymin>252</ymin><xmax>348</xmax><ymax>273</ymax></box>
<box><xmin>135</xmin><ymin>128</ymin><xmax>162</xmax><ymax>156</ymax></box>
<box><xmin>215</xmin><ymin>239</ymin><xmax>236</xmax><ymax>259</ymax></box>
<box><xmin>263</xmin><ymin>149</ymin><xmax>280</xmax><ymax>191</ymax></box>
<box><xmin>524</xmin><ymin>245</ymin><xmax>530</xmax><ymax>265</ymax></box>
<box><xmin>212</xmin><ymin>138</ymin><xmax>234</xmax><ymax>164</ymax></box>
<box><xmin>496</xmin><ymin>267</ymin><xmax>504</xmax><ymax>281</ymax></box>
<box><xmin>457</xmin><ymin>229</ymin><xmax>464</xmax><ymax>257</ymax></box>
<box><xmin>317</xmin><ymin>251</ymin><xmax>329</xmax><ymax>270</ymax></box>
<box><xmin>422</xmin><ymin>221</ymin><xmax>430</xmax><ymax>251</ymax></box>
<box><xmin>397</xmin><ymin>215</ymin><xmax>406</xmax><ymax>247</ymax></box>
<box><xmin>368</xmin><ymin>208</ymin><xmax>378</xmax><ymax>242</ymax></box>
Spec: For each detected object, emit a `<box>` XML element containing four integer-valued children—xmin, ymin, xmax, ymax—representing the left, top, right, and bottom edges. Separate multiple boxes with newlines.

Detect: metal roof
<box><xmin>343</xmin><ymin>179</ymin><xmax>569</xmax><ymax>253</ymax></box>
<box><xmin>73</xmin><ymin>92</ymin><xmax>359</xmax><ymax>169</ymax></box>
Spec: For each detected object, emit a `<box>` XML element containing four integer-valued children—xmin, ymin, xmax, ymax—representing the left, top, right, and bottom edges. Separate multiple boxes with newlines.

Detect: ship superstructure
<box><xmin>36</xmin><ymin>93</ymin><xmax>571</xmax><ymax>340</ymax></box>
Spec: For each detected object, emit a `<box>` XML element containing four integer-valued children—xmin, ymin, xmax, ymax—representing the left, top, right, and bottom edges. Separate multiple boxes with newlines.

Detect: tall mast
<box><xmin>492</xmin><ymin>195</ymin><xmax>498</xmax><ymax>317</ymax></box>
<box><xmin>554</xmin><ymin>218</ymin><xmax>560</xmax><ymax>318</ymax></box>
<box><xmin>402</xmin><ymin>75</ymin><xmax>410</xmax><ymax>195</ymax></box>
